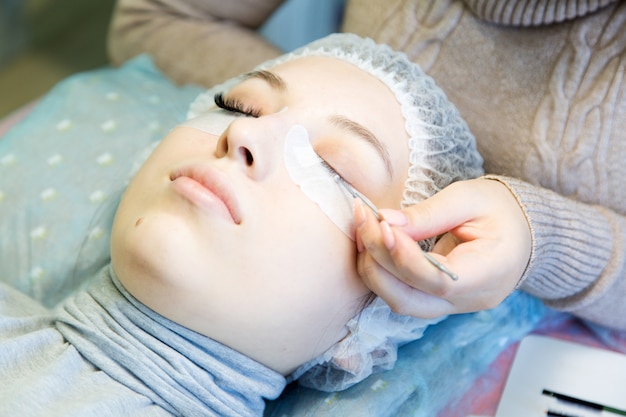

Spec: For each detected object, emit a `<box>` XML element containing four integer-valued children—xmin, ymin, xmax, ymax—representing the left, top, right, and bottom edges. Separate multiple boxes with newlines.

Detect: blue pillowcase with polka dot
<box><xmin>0</xmin><ymin>55</ymin><xmax>202</xmax><ymax>306</ymax></box>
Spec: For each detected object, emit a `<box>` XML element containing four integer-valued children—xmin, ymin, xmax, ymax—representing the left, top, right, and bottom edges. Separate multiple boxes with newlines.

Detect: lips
<box><xmin>169</xmin><ymin>164</ymin><xmax>242</xmax><ymax>224</ymax></box>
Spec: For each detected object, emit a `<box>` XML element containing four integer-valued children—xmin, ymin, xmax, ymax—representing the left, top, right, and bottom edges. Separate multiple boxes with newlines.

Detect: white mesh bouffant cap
<box><xmin>187</xmin><ymin>33</ymin><xmax>484</xmax><ymax>391</ymax></box>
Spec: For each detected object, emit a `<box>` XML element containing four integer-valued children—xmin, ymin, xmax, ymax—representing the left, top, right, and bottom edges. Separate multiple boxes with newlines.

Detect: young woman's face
<box><xmin>111</xmin><ymin>56</ymin><xmax>410</xmax><ymax>375</ymax></box>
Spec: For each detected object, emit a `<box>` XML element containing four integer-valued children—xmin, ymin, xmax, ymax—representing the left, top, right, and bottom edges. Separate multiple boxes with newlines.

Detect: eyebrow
<box><xmin>242</xmin><ymin>70</ymin><xmax>393</xmax><ymax>179</ymax></box>
<box><xmin>242</xmin><ymin>70</ymin><xmax>286</xmax><ymax>90</ymax></box>
<box><xmin>329</xmin><ymin>115</ymin><xmax>393</xmax><ymax>179</ymax></box>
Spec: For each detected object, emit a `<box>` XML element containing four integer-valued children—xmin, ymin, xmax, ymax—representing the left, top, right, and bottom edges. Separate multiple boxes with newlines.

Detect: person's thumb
<box><xmin>379</xmin><ymin>182</ymin><xmax>474</xmax><ymax>242</ymax></box>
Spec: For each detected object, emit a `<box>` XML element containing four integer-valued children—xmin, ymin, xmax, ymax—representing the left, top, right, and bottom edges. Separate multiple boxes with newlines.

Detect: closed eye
<box><xmin>214</xmin><ymin>93</ymin><xmax>261</xmax><ymax>118</ymax></box>
<box><xmin>318</xmin><ymin>158</ymin><xmax>349</xmax><ymax>185</ymax></box>
<box><xmin>319</xmin><ymin>157</ymin><xmax>358</xmax><ymax>196</ymax></box>
<box><xmin>319</xmin><ymin>157</ymin><xmax>380</xmax><ymax>216</ymax></box>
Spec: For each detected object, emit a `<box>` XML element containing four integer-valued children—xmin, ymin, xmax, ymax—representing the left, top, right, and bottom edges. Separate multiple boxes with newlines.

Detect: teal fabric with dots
<box><xmin>0</xmin><ymin>55</ymin><xmax>202</xmax><ymax>306</ymax></box>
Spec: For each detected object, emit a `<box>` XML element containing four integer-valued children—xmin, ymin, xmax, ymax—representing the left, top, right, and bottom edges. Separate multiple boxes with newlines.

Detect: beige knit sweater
<box><xmin>108</xmin><ymin>0</ymin><xmax>626</xmax><ymax>330</ymax></box>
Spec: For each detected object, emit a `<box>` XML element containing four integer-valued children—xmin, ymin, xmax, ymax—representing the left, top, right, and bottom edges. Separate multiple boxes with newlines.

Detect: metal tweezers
<box><xmin>335</xmin><ymin>175</ymin><xmax>458</xmax><ymax>281</ymax></box>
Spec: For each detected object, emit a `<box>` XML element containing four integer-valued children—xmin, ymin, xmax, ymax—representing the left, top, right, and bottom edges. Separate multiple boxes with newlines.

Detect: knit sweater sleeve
<box><xmin>488</xmin><ymin>175</ymin><xmax>626</xmax><ymax>330</ymax></box>
<box><xmin>462</xmin><ymin>0</ymin><xmax>618</xmax><ymax>25</ymax></box>
<box><xmin>107</xmin><ymin>0</ymin><xmax>284</xmax><ymax>87</ymax></box>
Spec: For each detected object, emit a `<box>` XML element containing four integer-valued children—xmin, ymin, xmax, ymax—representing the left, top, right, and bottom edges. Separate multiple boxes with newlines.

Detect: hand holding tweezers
<box><xmin>335</xmin><ymin>176</ymin><xmax>458</xmax><ymax>281</ymax></box>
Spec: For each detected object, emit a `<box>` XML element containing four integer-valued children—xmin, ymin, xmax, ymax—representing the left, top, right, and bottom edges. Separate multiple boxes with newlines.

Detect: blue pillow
<box><xmin>0</xmin><ymin>55</ymin><xmax>201</xmax><ymax>306</ymax></box>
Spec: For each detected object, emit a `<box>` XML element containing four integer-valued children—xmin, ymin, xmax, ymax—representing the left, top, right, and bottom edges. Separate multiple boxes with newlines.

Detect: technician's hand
<box><xmin>354</xmin><ymin>178</ymin><xmax>532</xmax><ymax>319</ymax></box>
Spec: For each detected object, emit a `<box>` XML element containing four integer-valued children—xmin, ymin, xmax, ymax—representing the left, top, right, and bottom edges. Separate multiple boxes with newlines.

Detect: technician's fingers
<box><xmin>356</xmin><ymin>197</ymin><xmax>459</xmax><ymax>295</ymax></box>
<box><xmin>384</xmin><ymin>224</ymin><xmax>459</xmax><ymax>297</ymax></box>
<box><xmin>378</xmin><ymin>181</ymin><xmax>476</xmax><ymax>242</ymax></box>
<box><xmin>355</xmin><ymin>199</ymin><xmax>457</xmax><ymax>309</ymax></box>
<box><xmin>359</xmin><ymin>226</ymin><xmax>512</xmax><ymax>316</ymax></box>
<box><xmin>353</xmin><ymin>198</ymin><xmax>390</xmax><ymax>263</ymax></box>
<box><xmin>355</xmin><ymin>246</ymin><xmax>453</xmax><ymax>318</ymax></box>
<box><xmin>357</xmin><ymin>225</ymin><xmax>514</xmax><ymax>317</ymax></box>
<box><xmin>387</xmin><ymin>209</ymin><xmax>522</xmax><ymax>305</ymax></box>
<box><xmin>354</xmin><ymin>199</ymin><xmax>432</xmax><ymax>284</ymax></box>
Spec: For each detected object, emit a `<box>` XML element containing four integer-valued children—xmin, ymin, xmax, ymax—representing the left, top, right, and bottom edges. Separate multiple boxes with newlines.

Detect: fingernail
<box><xmin>354</xmin><ymin>198</ymin><xmax>366</xmax><ymax>227</ymax></box>
<box><xmin>380</xmin><ymin>221</ymin><xmax>395</xmax><ymax>250</ymax></box>
<box><xmin>379</xmin><ymin>209</ymin><xmax>408</xmax><ymax>226</ymax></box>
<box><xmin>356</xmin><ymin>234</ymin><xmax>364</xmax><ymax>253</ymax></box>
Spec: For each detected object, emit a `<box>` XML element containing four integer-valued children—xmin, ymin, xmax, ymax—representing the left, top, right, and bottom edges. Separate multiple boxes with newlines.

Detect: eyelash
<box><xmin>319</xmin><ymin>158</ymin><xmax>352</xmax><ymax>189</ymax></box>
<box><xmin>214</xmin><ymin>93</ymin><xmax>261</xmax><ymax>118</ymax></box>
<box><xmin>321</xmin><ymin>157</ymin><xmax>378</xmax><ymax>212</ymax></box>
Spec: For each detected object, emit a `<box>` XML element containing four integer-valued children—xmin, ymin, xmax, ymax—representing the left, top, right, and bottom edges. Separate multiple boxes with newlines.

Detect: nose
<box><xmin>214</xmin><ymin>117</ymin><xmax>278</xmax><ymax>180</ymax></box>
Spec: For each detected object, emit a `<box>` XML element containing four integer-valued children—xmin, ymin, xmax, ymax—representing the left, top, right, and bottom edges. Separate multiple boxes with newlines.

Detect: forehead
<box><xmin>268</xmin><ymin>55</ymin><xmax>395</xmax><ymax>103</ymax></box>
<box><xmin>263</xmin><ymin>56</ymin><xmax>408</xmax><ymax>145</ymax></box>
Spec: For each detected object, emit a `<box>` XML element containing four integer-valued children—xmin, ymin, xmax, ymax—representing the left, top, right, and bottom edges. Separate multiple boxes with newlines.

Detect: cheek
<box><xmin>245</xmin><ymin>224</ymin><xmax>367</xmax><ymax>330</ymax></box>
<box><xmin>254</xmin><ymin>194</ymin><xmax>367</xmax><ymax>299</ymax></box>
<box><xmin>148</xmin><ymin>127</ymin><xmax>219</xmax><ymax>168</ymax></box>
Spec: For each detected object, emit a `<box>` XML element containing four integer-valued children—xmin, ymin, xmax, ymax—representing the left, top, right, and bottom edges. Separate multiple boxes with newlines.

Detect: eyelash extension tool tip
<box><xmin>333</xmin><ymin>175</ymin><xmax>381</xmax><ymax>221</ymax></box>
<box><xmin>334</xmin><ymin>175</ymin><xmax>458</xmax><ymax>281</ymax></box>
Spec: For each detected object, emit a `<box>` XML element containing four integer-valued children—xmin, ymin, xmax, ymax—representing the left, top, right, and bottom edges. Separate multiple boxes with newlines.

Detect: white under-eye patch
<box><xmin>181</xmin><ymin>109</ymin><xmax>242</xmax><ymax>135</ymax></box>
<box><xmin>284</xmin><ymin>125</ymin><xmax>355</xmax><ymax>240</ymax></box>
